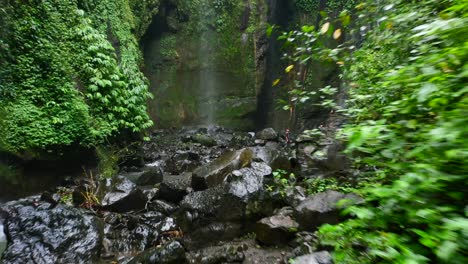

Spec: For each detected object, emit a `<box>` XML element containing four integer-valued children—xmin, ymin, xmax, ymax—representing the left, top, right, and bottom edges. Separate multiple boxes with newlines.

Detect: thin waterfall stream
<box><xmin>198</xmin><ymin>2</ymin><xmax>217</xmax><ymax>126</ymax></box>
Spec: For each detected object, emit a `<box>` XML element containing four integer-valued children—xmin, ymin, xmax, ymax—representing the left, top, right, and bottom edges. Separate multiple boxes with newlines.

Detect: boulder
<box><xmin>184</xmin><ymin>222</ymin><xmax>243</xmax><ymax>249</ymax></box>
<box><xmin>101</xmin><ymin>176</ymin><xmax>147</xmax><ymax>213</ymax></box>
<box><xmin>158</xmin><ymin>173</ymin><xmax>192</xmax><ymax>203</ymax></box>
<box><xmin>292</xmin><ymin>251</ymin><xmax>333</xmax><ymax>264</ymax></box>
<box><xmin>1</xmin><ymin>199</ymin><xmax>103</xmax><ymax>264</ymax></box>
<box><xmin>127</xmin><ymin>241</ymin><xmax>187</xmax><ymax>264</ymax></box>
<box><xmin>192</xmin><ymin>149</ymin><xmax>254</xmax><ymax>190</ymax></box>
<box><xmin>284</xmin><ymin>186</ymin><xmax>307</xmax><ymax>207</ymax></box>
<box><xmin>147</xmin><ymin>200</ymin><xmax>178</xmax><ymax>215</ymax></box>
<box><xmin>102</xmin><ymin>211</ymin><xmax>177</xmax><ymax>256</ymax></box>
<box><xmin>165</xmin><ymin>151</ymin><xmax>201</xmax><ymax>175</ymax></box>
<box><xmin>136</xmin><ymin>166</ymin><xmax>164</xmax><ymax>186</ymax></box>
<box><xmin>256</xmin><ymin>128</ymin><xmax>278</xmax><ymax>141</ymax></box>
<box><xmin>250</xmin><ymin>145</ymin><xmax>292</xmax><ymax>171</ymax></box>
<box><xmin>255</xmin><ymin>207</ymin><xmax>299</xmax><ymax>245</ymax></box>
<box><xmin>294</xmin><ymin>190</ymin><xmax>362</xmax><ymax>230</ymax></box>
<box><xmin>190</xmin><ymin>134</ymin><xmax>217</xmax><ymax>147</ymax></box>
<box><xmin>182</xmin><ymin>162</ymin><xmax>272</xmax><ymax>221</ymax></box>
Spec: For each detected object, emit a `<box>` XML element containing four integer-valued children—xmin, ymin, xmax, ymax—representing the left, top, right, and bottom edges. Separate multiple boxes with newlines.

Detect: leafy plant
<box><xmin>309</xmin><ymin>1</ymin><xmax>468</xmax><ymax>263</ymax></box>
<box><xmin>266</xmin><ymin>169</ymin><xmax>297</xmax><ymax>197</ymax></box>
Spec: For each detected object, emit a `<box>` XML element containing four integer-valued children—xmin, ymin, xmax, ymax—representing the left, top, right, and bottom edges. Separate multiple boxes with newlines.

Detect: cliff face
<box><xmin>141</xmin><ymin>0</ymin><xmax>267</xmax><ymax>130</ymax></box>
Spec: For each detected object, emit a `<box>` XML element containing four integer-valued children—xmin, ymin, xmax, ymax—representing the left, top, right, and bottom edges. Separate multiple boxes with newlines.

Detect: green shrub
<box><xmin>315</xmin><ymin>1</ymin><xmax>468</xmax><ymax>263</ymax></box>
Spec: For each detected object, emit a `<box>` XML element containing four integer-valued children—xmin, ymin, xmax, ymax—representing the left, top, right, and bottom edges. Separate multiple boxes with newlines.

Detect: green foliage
<box><xmin>307</xmin><ymin>0</ymin><xmax>468</xmax><ymax>263</ymax></box>
<box><xmin>266</xmin><ymin>169</ymin><xmax>297</xmax><ymax>197</ymax></box>
<box><xmin>305</xmin><ymin>177</ymin><xmax>353</xmax><ymax>195</ymax></box>
<box><xmin>294</xmin><ymin>0</ymin><xmax>357</xmax><ymax>13</ymax></box>
<box><xmin>295</xmin><ymin>0</ymin><xmax>320</xmax><ymax>13</ymax></box>
<box><xmin>95</xmin><ymin>146</ymin><xmax>119</xmax><ymax>179</ymax></box>
<box><xmin>0</xmin><ymin>0</ymin><xmax>153</xmax><ymax>157</ymax></box>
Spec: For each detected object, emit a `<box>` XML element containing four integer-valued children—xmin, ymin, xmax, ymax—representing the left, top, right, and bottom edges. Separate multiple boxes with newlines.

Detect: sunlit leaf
<box><xmin>285</xmin><ymin>65</ymin><xmax>294</xmax><ymax>73</ymax></box>
<box><xmin>333</xmin><ymin>28</ymin><xmax>342</xmax><ymax>39</ymax></box>
<box><xmin>272</xmin><ymin>79</ymin><xmax>281</xmax><ymax>86</ymax></box>
<box><xmin>320</xmin><ymin>22</ymin><xmax>330</xmax><ymax>35</ymax></box>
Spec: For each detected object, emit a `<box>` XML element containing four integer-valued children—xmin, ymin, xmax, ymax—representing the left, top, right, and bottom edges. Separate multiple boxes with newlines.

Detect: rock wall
<box><xmin>142</xmin><ymin>0</ymin><xmax>267</xmax><ymax>130</ymax></box>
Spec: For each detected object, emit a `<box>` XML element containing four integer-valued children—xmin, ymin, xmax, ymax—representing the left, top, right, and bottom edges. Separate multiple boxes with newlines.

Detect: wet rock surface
<box><xmin>255</xmin><ymin>207</ymin><xmax>299</xmax><ymax>245</ymax></box>
<box><xmin>294</xmin><ymin>190</ymin><xmax>362</xmax><ymax>231</ymax></box>
<box><xmin>100</xmin><ymin>176</ymin><xmax>147</xmax><ymax>213</ymax></box>
<box><xmin>0</xmin><ymin>127</ymin><xmax>351</xmax><ymax>263</ymax></box>
<box><xmin>126</xmin><ymin>241</ymin><xmax>186</xmax><ymax>264</ymax></box>
<box><xmin>256</xmin><ymin>128</ymin><xmax>278</xmax><ymax>141</ymax></box>
<box><xmin>292</xmin><ymin>251</ymin><xmax>333</xmax><ymax>264</ymax></box>
<box><xmin>159</xmin><ymin>172</ymin><xmax>193</xmax><ymax>203</ymax></box>
<box><xmin>1</xmin><ymin>198</ymin><xmax>103</xmax><ymax>264</ymax></box>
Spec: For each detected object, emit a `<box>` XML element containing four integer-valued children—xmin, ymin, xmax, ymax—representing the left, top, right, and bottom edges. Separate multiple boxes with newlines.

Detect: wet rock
<box><xmin>255</xmin><ymin>139</ymin><xmax>266</xmax><ymax>145</ymax></box>
<box><xmin>1</xmin><ymin>200</ymin><xmax>103</xmax><ymax>264</ymax></box>
<box><xmin>127</xmin><ymin>241</ymin><xmax>187</xmax><ymax>264</ymax></box>
<box><xmin>183</xmin><ymin>162</ymin><xmax>272</xmax><ymax>221</ymax></box>
<box><xmin>101</xmin><ymin>176</ymin><xmax>147</xmax><ymax>213</ymax></box>
<box><xmin>102</xmin><ymin>212</ymin><xmax>178</xmax><ymax>257</ymax></box>
<box><xmin>135</xmin><ymin>166</ymin><xmax>164</xmax><ymax>186</ymax></box>
<box><xmin>142</xmin><ymin>187</ymin><xmax>159</xmax><ymax>201</ymax></box>
<box><xmin>256</xmin><ymin>128</ymin><xmax>278</xmax><ymax>141</ymax></box>
<box><xmin>255</xmin><ymin>207</ymin><xmax>299</xmax><ymax>245</ymax></box>
<box><xmin>0</xmin><ymin>217</ymin><xmax>7</xmax><ymax>260</ymax></box>
<box><xmin>165</xmin><ymin>151</ymin><xmax>201</xmax><ymax>175</ymax></box>
<box><xmin>192</xmin><ymin>149</ymin><xmax>254</xmax><ymax>190</ymax></box>
<box><xmin>187</xmin><ymin>241</ymin><xmax>246</xmax><ymax>263</ymax></box>
<box><xmin>294</xmin><ymin>190</ymin><xmax>362</xmax><ymax>230</ymax></box>
<box><xmin>190</xmin><ymin>134</ymin><xmax>217</xmax><ymax>147</ymax></box>
<box><xmin>293</xmin><ymin>251</ymin><xmax>333</xmax><ymax>264</ymax></box>
<box><xmin>180</xmin><ymin>186</ymin><xmax>225</xmax><ymax>217</ymax></box>
<box><xmin>251</xmin><ymin>145</ymin><xmax>292</xmax><ymax>171</ymax></box>
<box><xmin>284</xmin><ymin>186</ymin><xmax>307</xmax><ymax>207</ymax></box>
<box><xmin>185</xmin><ymin>222</ymin><xmax>243</xmax><ymax>249</ymax></box>
<box><xmin>147</xmin><ymin>200</ymin><xmax>178</xmax><ymax>215</ymax></box>
<box><xmin>227</xmin><ymin>162</ymin><xmax>272</xmax><ymax>202</ymax></box>
<box><xmin>158</xmin><ymin>173</ymin><xmax>192</xmax><ymax>203</ymax></box>
<box><xmin>297</xmin><ymin>141</ymin><xmax>349</xmax><ymax>174</ymax></box>
<box><xmin>291</xmin><ymin>232</ymin><xmax>319</xmax><ymax>257</ymax></box>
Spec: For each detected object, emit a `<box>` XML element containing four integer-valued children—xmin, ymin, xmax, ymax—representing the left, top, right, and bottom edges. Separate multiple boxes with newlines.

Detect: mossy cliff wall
<box><xmin>141</xmin><ymin>0</ymin><xmax>267</xmax><ymax>129</ymax></box>
<box><xmin>0</xmin><ymin>0</ymin><xmax>159</xmax><ymax>158</ymax></box>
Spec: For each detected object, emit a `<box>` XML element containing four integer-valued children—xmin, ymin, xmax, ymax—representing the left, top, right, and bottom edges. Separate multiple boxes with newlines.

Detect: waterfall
<box><xmin>198</xmin><ymin>0</ymin><xmax>217</xmax><ymax>126</ymax></box>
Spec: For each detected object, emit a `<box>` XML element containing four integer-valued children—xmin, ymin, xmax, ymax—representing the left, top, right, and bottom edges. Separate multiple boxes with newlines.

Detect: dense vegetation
<box><xmin>279</xmin><ymin>0</ymin><xmax>467</xmax><ymax>263</ymax></box>
<box><xmin>0</xmin><ymin>0</ymin><xmax>157</xmax><ymax>158</ymax></box>
<box><xmin>0</xmin><ymin>0</ymin><xmax>465</xmax><ymax>262</ymax></box>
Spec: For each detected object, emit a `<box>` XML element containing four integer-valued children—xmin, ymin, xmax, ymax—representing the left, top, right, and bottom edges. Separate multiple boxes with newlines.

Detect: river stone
<box><xmin>255</xmin><ymin>208</ymin><xmax>299</xmax><ymax>245</ymax></box>
<box><xmin>292</xmin><ymin>251</ymin><xmax>333</xmax><ymax>264</ymax></box>
<box><xmin>192</xmin><ymin>148</ymin><xmax>253</xmax><ymax>190</ymax></box>
<box><xmin>255</xmin><ymin>128</ymin><xmax>278</xmax><ymax>141</ymax></box>
<box><xmin>101</xmin><ymin>176</ymin><xmax>147</xmax><ymax>213</ymax></box>
<box><xmin>158</xmin><ymin>172</ymin><xmax>192</xmax><ymax>203</ymax></box>
<box><xmin>127</xmin><ymin>240</ymin><xmax>187</xmax><ymax>264</ymax></box>
<box><xmin>1</xmin><ymin>200</ymin><xmax>103</xmax><ymax>264</ymax></box>
<box><xmin>294</xmin><ymin>190</ymin><xmax>362</xmax><ymax>230</ymax></box>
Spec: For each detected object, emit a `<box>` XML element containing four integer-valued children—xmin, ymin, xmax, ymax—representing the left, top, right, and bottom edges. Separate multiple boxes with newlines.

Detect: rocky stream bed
<box><xmin>0</xmin><ymin>127</ymin><xmax>360</xmax><ymax>264</ymax></box>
